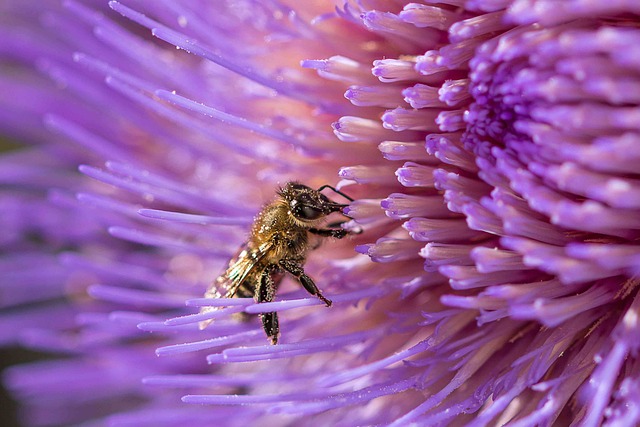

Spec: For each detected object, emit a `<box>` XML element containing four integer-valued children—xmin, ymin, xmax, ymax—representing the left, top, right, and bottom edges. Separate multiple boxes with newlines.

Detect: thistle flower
<box><xmin>2</xmin><ymin>1</ymin><xmax>640</xmax><ymax>426</ymax></box>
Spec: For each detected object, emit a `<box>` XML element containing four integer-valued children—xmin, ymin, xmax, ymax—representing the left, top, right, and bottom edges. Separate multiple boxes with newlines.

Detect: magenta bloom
<box><xmin>2</xmin><ymin>1</ymin><xmax>640</xmax><ymax>426</ymax></box>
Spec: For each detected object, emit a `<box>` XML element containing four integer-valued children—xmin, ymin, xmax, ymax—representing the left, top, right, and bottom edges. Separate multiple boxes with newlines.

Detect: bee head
<box><xmin>280</xmin><ymin>182</ymin><xmax>348</xmax><ymax>223</ymax></box>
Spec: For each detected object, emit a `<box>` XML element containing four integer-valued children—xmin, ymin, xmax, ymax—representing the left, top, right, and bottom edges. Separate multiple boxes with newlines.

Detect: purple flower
<box><xmin>2</xmin><ymin>1</ymin><xmax>640</xmax><ymax>426</ymax></box>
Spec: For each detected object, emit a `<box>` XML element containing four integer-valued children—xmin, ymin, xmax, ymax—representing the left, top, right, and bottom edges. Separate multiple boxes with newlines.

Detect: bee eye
<box><xmin>297</xmin><ymin>205</ymin><xmax>324</xmax><ymax>220</ymax></box>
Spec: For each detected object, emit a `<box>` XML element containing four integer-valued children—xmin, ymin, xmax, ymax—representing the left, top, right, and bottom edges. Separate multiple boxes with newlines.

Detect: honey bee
<box><xmin>200</xmin><ymin>181</ymin><xmax>357</xmax><ymax>344</ymax></box>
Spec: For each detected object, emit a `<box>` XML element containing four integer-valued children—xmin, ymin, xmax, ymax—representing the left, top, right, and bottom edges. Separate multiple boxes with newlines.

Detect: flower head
<box><xmin>2</xmin><ymin>1</ymin><xmax>640</xmax><ymax>426</ymax></box>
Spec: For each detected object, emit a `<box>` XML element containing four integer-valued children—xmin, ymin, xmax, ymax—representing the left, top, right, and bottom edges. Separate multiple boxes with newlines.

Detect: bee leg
<box><xmin>325</xmin><ymin>219</ymin><xmax>349</xmax><ymax>228</ymax></box>
<box><xmin>279</xmin><ymin>259</ymin><xmax>332</xmax><ymax>307</ymax></box>
<box><xmin>309</xmin><ymin>227</ymin><xmax>349</xmax><ymax>239</ymax></box>
<box><xmin>262</xmin><ymin>312</ymin><xmax>279</xmax><ymax>345</ymax></box>
<box><xmin>326</xmin><ymin>219</ymin><xmax>363</xmax><ymax>235</ymax></box>
<box><xmin>257</xmin><ymin>266</ymin><xmax>279</xmax><ymax>345</ymax></box>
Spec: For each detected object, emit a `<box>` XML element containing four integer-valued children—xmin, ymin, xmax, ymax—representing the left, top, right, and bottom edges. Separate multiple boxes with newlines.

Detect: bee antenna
<box><xmin>316</xmin><ymin>184</ymin><xmax>355</xmax><ymax>202</ymax></box>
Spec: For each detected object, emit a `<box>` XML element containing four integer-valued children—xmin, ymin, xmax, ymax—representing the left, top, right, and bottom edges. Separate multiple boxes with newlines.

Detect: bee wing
<box><xmin>215</xmin><ymin>240</ymin><xmax>275</xmax><ymax>298</ymax></box>
<box><xmin>199</xmin><ymin>240</ymin><xmax>273</xmax><ymax>329</ymax></box>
